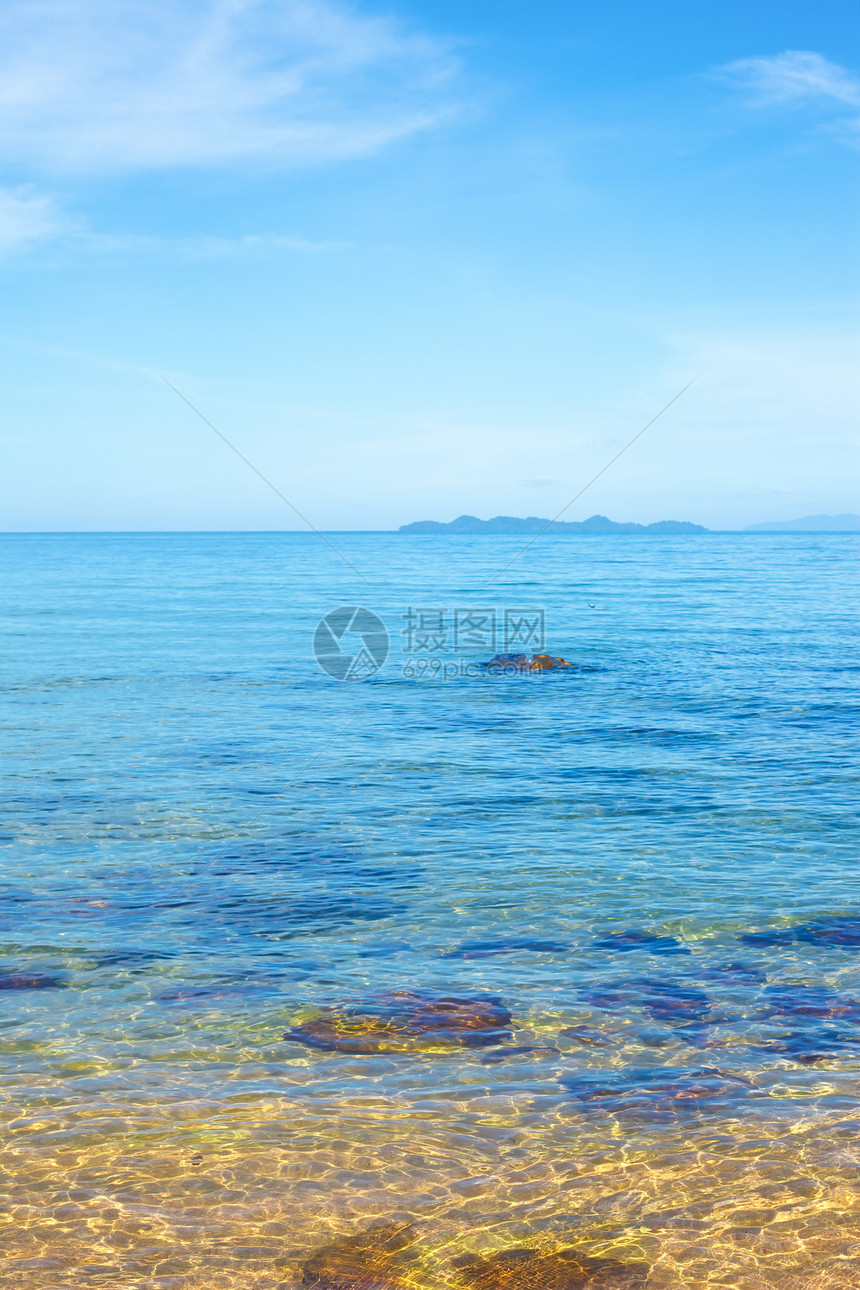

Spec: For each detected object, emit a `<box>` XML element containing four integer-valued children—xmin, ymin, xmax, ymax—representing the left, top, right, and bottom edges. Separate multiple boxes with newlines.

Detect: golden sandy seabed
<box><xmin>2</xmin><ymin>1081</ymin><xmax>860</xmax><ymax>1290</ymax></box>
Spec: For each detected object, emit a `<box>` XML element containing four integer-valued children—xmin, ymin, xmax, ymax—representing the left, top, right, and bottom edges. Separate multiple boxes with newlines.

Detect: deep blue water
<box><xmin>1</xmin><ymin>532</ymin><xmax>858</xmax><ymax>1287</ymax></box>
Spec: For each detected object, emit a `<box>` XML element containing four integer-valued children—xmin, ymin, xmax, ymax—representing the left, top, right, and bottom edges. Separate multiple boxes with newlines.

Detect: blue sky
<box><xmin>2</xmin><ymin>0</ymin><xmax>857</xmax><ymax>530</ymax></box>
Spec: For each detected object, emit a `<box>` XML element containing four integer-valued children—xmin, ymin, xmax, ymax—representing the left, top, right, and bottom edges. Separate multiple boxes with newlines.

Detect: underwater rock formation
<box><xmin>479</xmin><ymin>1043</ymin><xmax>561</xmax><ymax>1065</ymax></box>
<box><xmin>761</xmin><ymin>1028</ymin><xmax>858</xmax><ymax>1064</ymax></box>
<box><xmin>95</xmin><ymin>949</ymin><xmax>175</xmax><ymax>968</ymax></box>
<box><xmin>558</xmin><ymin>1023</ymin><xmax>613</xmax><ymax>1046</ymax></box>
<box><xmin>453</xmin><ymin>1246</ymin><xmax>649</xmax><ymax>1289</ymax></box>
<box><xmin>155</xmin><ymin>978</ymin><xmax>282</xmax><ymax>1005</ymax></box>
<box><xmin>301</xmin><ymin>1221</ymin><xmax>416</xmax><ymax>1290</ymax></box>
<box><xmin>700</xmin><ymin>961</ymin><xmax>766</xmax><ymax>986</ymax></box>
<box><xmin>592</xmin><ymin>930</ymin><xmax>690</xmax><ymax>956</ymax></box>
<box><xmin>795</xmin><ymin>917</ymin><xmax>860</xmax><ymax>948</ymax></box>
<box><xmin>358</xmin><ymin>940</ymin><xmax>413</xmax><ymax>959</ymax></box>
<box><xmin>738</xmin><ymin>927</ymin><xmax>798</xmax><ymax>947</ymax></box>
<box><xmin>559</xmin><ymin>1065</ymin><xmax>751</xmax><ymax>1116</ymax></box>
<box><xmin>0</xmin><ymin>970</ymin><xmax>67</xmax><ymax>990</ymax></box>
<box><xmin>586</xmin><ymin>978</ymin><xmax>713</xmax><ymax>1028</ymax></box>
<box><xmin>284</xmin><ymin>990</ymin><xmax>514</xmax><ymax>1054</ymax></box>
<box><xmin>751</xmin><ymin>980</ymin><xmax>860</xmax><ymax>1063</ymax></box>
<box><xmin>444</xmin><ymin>937</ymin><xmax>570</xmax><ymax>959</ymax></box>
<box><xmin>739</xmin><ymin>916</ymin><xmax>860</xmax><ymax>949</ymax></box>
<box><xmin>761</xmin><ymin>981</ymin><xmax>860</xmax><ymax>1021</ymax></box>
<box><xmin>487</xmin><ymin>654</ymin><xmax>573</xmax><ymax>672</ymax></box>
<box><xmin>717</xmin><ymin>978</ymin><xmax>860</xmax><ymax>1059</ymax></box>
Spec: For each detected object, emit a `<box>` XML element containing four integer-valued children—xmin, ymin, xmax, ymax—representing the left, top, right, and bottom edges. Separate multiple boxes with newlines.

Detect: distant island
<box><xmin>744</xmin><ymin>514</ymin><xmax>860</xmax><ymax>532</ymax></box>
<box><xmin>399</xmin><ymin>513</ymin><xmax>708</xmax><ymax>534</ymax></box>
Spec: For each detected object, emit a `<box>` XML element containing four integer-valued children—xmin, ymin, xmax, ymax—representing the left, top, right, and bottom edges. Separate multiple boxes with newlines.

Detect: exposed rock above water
<box><xmin>487</xmin><ymin>653</ymin><xmax>573</xmax><ymax>672</ymax></box>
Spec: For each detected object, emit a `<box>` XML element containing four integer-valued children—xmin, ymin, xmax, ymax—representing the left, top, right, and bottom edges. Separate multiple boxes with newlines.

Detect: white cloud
<box><xmin>717</xmin><ymin>51</ymin><xmax>860</xmax><ymax>145</ymax></box>
<box><xmin>0</xmin><ymin>197</ymin><xmax>352</xmax><ymax>258</ymax></box>
<box><xmin>721</xmin><ymin>51</ymin><xmax>860</xmax><ymax>107</ymax></box>
<box><xmin>0</xmin><ymin>186</ymin><xmax>63</xmax><ymax>250</ymax></box>
<box><xmin>0</xmin><ymin>0</ymin><xmax>459</xmax><ymax>171</ymax></box>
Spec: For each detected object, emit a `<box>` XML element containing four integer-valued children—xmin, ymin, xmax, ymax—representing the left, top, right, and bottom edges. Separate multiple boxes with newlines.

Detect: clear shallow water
<box><xmin>1</xmin><ymin>531</ymin><xmax>858</xmax><ymax>1289</ymax></box>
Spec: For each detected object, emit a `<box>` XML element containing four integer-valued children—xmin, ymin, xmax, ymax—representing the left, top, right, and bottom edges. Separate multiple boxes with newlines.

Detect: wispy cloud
<box><xmin>0</xmin><ymin>186</ymin><xmax>64</xmax><ymax>250</ymax></box>
<box><xmin>717</xmin><ymin>50</ymin><xmax>860</xmax><ymax>145</ymax></box>
<box><xmin>77</xmin><ymin>230</ymin><xmax>352</xmax><ymax>255</ymax></box>
<box><xmin>0</xmin><ymin>0</ymin><xmax>459</xmax><ymax>172</ymax></box>
<box><xmin>721</xmin><ymin>51</ymin><xmax>860</xmax><ymax>107</ymax></box>
<box><xmin>0</xmin><ymin>199</ymin><xmax>352</xmax><ymax>259</ymax></box>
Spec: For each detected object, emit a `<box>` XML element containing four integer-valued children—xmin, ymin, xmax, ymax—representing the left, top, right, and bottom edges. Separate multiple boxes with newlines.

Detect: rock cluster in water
<box><xmin>276</xmin><ymin>911</ymin><xmax>860</xmax><ymax>1071</ymax></box>
<box><xmin>284</xmin><ymin>990</ymin><xmax>513</xmax><ymax>1054</ymax></box>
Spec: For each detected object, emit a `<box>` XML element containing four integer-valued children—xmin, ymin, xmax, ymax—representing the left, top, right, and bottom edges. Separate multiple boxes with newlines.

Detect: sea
<box><xmin>1</xmin><ymin>530</ymin><xmax>858</xmax><ymax>1289</ymax></box>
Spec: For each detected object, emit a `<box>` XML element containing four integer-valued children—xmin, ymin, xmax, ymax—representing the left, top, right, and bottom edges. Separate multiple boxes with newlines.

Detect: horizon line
<box><xmin>1</xmin><ymin>527</ymin><xmax>858</xmax><ymax>536</ymax></box>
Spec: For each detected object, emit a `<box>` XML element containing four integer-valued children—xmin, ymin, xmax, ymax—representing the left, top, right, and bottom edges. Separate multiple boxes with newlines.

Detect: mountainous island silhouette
<box><xmin>399</xmin><ymin>513</ymin><xmax>707</xmax><ymax>533</ymax></box>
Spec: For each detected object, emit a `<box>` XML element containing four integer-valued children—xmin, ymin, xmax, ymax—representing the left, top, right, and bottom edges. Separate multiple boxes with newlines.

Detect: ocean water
<box><xmin>1</xmin><ymin>531</ymin><xmax>858</xmax><ymax>1289</ymax></box>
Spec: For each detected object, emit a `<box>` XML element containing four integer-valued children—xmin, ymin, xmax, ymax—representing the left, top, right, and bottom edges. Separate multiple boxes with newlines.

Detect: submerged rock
<box><xmin>211</xmin><ymin>891</ymin><xmax>404</xmax><ymax>936</ymax></box>
<box><xmin>761</xmin><ymin>981</ymin><xmax>860</xmax><ymax>1021</ymax></box>
<box><xmin>737</xmin><ymin>918</ymin><xmax>860</xmax><ymax>949</ymax></box>
<box><xmin>0</xmin><ymin>970</ymin><xmax>67</xmax><ymax>991</ymax></box>
<box><xmin>638</xmin><ymin>980</ymin><xmax>713</xmax><ymax>1026</ymax></box>
<box><xmin>586</xmin><ymin>978</ymin><xmax>713</xmax><ymax>1028</ymax></box>
<box><xmin>95</xmin><ymin>949</ymin><xmax>175</xmax><ymax>969</ymax></box>
<box><xmin>444</xmin><ymin>937</ymin><xmax>570</xmax><ymax>959</ymax></box>
<box><xmin>453</xmin><ymin>1246</ymin><xmax>648</xmax><ymax>1289</ymax></box>
<box><xmin>479</xmin><ymin>1043</ymin><xmax>561</xmax><ymax>1065</ymax></box>
<box><xmin>737</xmin><ymin>927</ymin><xmax>798</xmax><ymax>947</ymax></box>
<box><xmin>559</xmin><ymin>1065</ymin><xmax>751</xmax><ymax>1115</ymax></box>
<box><xmin>738</xmin><ymin>917</ymin><xmax>860</xmax><ymax>949</ymax></box>
<box><xmin>284</xmin><ymin>990</ymin><xmax>513</xmax><ymax>1054</ymax></box>
<box><xmin>358</xmin><ymin>941</ymin><xmax>413</xmax><ymax>959</ymax></box>
<box><xmin>558</xmin><ymin>1023</ymin><xmax>613</xmax><ymax>1047</ymax></box>
<box><xmin>155</xmin><ymin>978</ymin><xmax>281</xmax><ymax>1005</ymax></box>
<box><xmin>795</xmin><ymin>917</ymin><xmax>860</xmax><ymax>948</ymax></box>
<box><xmin>592</xmin><ymin>930</ymin><xmax>690</xmax><ymax>956</ymax></box>
<box><xmin>762</xmin><ymin>1028</ymin><xmax>859</xmax><ymax>1064</ymax></box>
<box><xmin>487</xmin><ymin>654</ymin><xmax>573</xmax><ymax>673</ymax></box>
<box><xmin>301</xmin><ymin>1221</ymin><xmax>416</xmax><ymax>1290</ymax></box>
<box><xmin>746</xmin><ymin>982</ymin><xmax>860</xmax><ymax>1063</ymax></box>
<box><xmin>700</xmin><ymin>961</ymin><xmax>766</xmax><ymax>986</ymax></box>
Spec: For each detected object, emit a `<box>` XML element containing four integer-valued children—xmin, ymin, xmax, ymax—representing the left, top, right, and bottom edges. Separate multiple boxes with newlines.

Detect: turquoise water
<box><xmin>1</xmin><ymin>532</ymin><xmax>858</xmax><ymax>1288</ymax></box>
